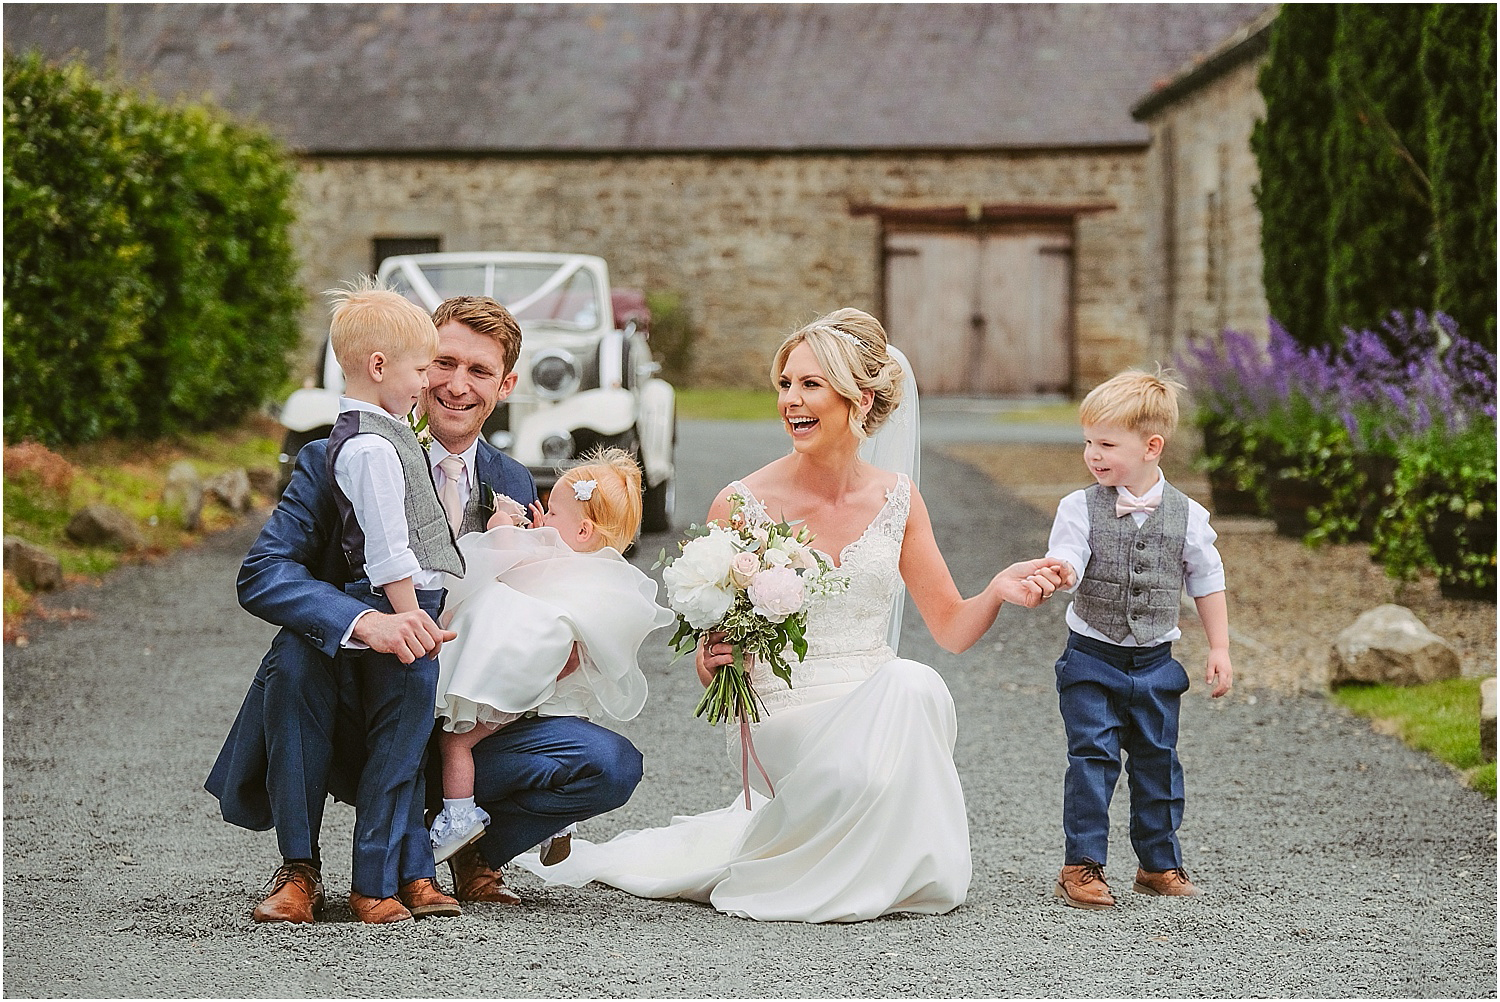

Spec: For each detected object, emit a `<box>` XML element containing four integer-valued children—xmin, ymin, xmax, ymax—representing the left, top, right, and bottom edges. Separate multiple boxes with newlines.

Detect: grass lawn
<box><xmin>1333</xmin><ymin>676</ymin><xmax>1496</xmax><ymax>797</ymax></box>
<box><xmin>3</xmin><ymin>416</ymin><xmax>281</xmax><ymax>631</ymax></box>
<box><xmin>674</xmin><ymin>388</ymin><xmax>779</xmax><ymax>421</ymax></box>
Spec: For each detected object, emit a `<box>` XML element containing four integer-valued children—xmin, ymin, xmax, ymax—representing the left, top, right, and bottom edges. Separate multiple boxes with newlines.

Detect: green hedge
<box><xmin>1422</xmin><ymin>4</ymin><xmax>1498</xmax><ymax>352</ymax></box>
<box><xmin>1254</xmin><ymin>6</ymin><xmax>1497</xmax><ymax>352</ymax></box>
<box><xmin>1324</xmin><ymin>6</ymin><xmax>1435</xmax><ymax>341</ymax></box>
<box><xmin>3</xmin><ymin>53</ymin><xmax>303</xmax><ymax>445</ymax></box>
<box><xmin>1252</xmin><ymin>3</ymin><xmax>1339</xmax><ymax>347</ymax></box>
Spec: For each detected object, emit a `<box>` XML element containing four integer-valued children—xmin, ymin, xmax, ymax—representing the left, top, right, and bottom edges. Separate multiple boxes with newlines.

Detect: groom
<box><xmin>207</xmin><ymin>294</ymin><xmax>644</xmax><ymax>923</ymax></box>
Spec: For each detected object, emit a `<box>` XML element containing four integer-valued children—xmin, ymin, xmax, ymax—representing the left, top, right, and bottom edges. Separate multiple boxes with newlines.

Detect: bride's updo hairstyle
<box><xmin>770</xmin><ymin>308</ymin><xmax>905</xmax><ymax>440</ymax></box>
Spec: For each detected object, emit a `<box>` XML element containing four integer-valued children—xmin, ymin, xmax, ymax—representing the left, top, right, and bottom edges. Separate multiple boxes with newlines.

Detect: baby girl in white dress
<box><xmin>428</xmin><ymin>449</ymin><xmax>673</xmax><ymax>863</ymax></box>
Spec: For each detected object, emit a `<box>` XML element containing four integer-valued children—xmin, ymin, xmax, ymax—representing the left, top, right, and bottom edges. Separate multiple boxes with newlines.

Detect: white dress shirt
<box><xmin>1046</xmin><ymin>474</ymin><xmax>1226</xmax><ymax>646</ymax></box>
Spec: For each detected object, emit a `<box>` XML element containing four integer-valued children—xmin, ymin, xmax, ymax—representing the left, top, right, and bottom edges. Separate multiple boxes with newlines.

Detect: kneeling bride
<box><xmin>518</xmin><ymin>309</ymin><xmax>1072</xmax><ymax>922</ymax></box>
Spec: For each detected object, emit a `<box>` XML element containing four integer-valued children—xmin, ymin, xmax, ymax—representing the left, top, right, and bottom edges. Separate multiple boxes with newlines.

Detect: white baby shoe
<box><xmin>430</xmin><ymin>804</ymin><xmax>491</xmax><ymax>865</ymax></box>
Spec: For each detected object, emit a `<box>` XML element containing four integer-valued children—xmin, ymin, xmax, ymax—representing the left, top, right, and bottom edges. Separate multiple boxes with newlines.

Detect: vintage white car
<box><xmin>278</xmin><ymin>251</ymin><xmax>677</xmax><ymax>532</ymax></box>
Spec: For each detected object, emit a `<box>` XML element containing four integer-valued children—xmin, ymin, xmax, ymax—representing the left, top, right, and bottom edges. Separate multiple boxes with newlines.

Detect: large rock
<box><xmin>1329</xmin><ymin>604</ymin><xmax>1461</xmax><ymax>687</ymax></box>
<box><xmin>3</xmin><ymin>536</ymin><xmax>62</xmax><ymax>591</ymax></box>
<box><xmin>1482</xmin><ymin>678</ymin><xmax>1496</xmax><ymax>764</ymax></box>
<box><xmin>246</xmin><ymin>467</ymin><xmax>278</xmax><ymax>499</ymax></box>
<box><xmin>205</xmin><ymin>468</ymin><xmax>252</xmax><ymax>513</ymax></box>
<box><xmin>163</xmin><ymin>461</ymin><xmax>203</xmax><ymax>530</ymax></box>
<box><xmin>65</xmin><ymin>504</ymin><xmax>146</xmax><ymax>551</ymax></box>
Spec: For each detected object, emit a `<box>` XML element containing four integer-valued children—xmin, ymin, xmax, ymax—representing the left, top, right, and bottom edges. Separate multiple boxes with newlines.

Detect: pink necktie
<box><xmin>438</xmin><ymin>456</ymin><xmax>466</xmax><ymax>533</ymax></box>
<box><xmin>1116</xmin><ymin>496</ymin><xmax>1159</xmax><ymax>518</ymax></box>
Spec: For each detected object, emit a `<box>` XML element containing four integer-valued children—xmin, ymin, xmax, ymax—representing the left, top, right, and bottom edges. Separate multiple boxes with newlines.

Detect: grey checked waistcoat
<box><xmin>327</xmin><ymin>408</ymin><xmax>465</xmax><ymax>581</ymax></box>
<box><xmin>1072</xmin><ymin>482</ymin><xmax>1188</xmax><ymax>645</ymax></box>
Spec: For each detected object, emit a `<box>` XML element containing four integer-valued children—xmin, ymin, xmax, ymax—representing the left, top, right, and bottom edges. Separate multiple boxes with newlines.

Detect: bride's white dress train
<box><xmin>516</xmin><ymin>474</ymin><xmax>972</xmax><ymax>922</ymax></box>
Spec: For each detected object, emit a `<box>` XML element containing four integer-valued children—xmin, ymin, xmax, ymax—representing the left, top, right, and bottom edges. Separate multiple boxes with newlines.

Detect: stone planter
<box><xmin>1352</xmin><ymin>453</ymin><xmax>1398</xmax><ymax>543</ymax></box>
<box><xmin>1200</xmin><ymin>424</ymin><xmax>1263</xmax><ymax>517</ymax></box>
<box><xmin>1266</xmin><ymin>469</ymin><xmax>1331</xmax><ymax>539</ymax></box>
<box><xmin>1425</xmin><ymin>507</ymin><xmax>1497</xmax><ymax>602</ymax></box>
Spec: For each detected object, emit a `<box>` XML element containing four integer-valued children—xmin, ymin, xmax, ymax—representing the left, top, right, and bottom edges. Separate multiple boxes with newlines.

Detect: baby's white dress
<box><xmin>437</xmin><ymin>525</ymin><xmax>674</xmax><ymax>729</ymax></box>
<box><xmin>517</xmin><ymin>475</ymin><xmax>973</xmax><ymax>923</ymax></box>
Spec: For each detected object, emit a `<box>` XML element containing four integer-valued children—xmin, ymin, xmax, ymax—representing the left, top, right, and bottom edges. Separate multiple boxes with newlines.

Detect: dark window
<box><xmin>372</xmin><ymin>236</ymin><xmax>441</xmax><ymax>274</ymax></box>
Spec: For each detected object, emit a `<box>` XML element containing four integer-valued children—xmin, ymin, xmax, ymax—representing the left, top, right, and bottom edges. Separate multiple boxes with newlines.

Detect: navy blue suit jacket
<box><xmin>206</xmin><ymin>437</ymin><xmax>537</xmax><ymax>830</ymax></box>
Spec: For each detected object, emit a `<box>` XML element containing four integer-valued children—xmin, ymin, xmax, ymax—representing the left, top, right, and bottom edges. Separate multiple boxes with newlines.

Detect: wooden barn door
<box><xmin>884</xmin><ymin>227</ymin><xmax>1073</xmax><ymax>395</ymax></box>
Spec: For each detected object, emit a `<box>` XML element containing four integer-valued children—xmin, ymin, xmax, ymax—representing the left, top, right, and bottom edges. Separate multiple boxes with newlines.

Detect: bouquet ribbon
<box><xmin>738</xmin><ymin>713</ymin><xmax>775</xmax><ymax>810</ymax></box>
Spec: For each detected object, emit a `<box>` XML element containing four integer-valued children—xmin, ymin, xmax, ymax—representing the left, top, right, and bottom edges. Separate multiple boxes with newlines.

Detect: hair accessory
<box><xmin>572</xmin><ymin>479</ymin><xmax>598</xmax><ymax>501</ymax></box>
<box><xmin>827</xmin><ymin>327</ymin><xmax>860</xmax><ymax>346</ymax></box>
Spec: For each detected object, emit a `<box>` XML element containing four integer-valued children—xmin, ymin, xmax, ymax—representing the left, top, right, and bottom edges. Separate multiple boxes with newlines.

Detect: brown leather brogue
<box><xmin>1054</xmin><ymin>860</ymin><xmax>1116</xmax><ymax>909</ymax></box>
<box><xmin>448</xmin><ymin>844</ymin><xmax>521</xmax><ymax>904</ymax></box>
<box><xmin>252</xmin><ymin>862</ymin><xmax>324</xmax><ymax>924</ymax></box>
<box><xmin>348</xmin><ymin>891</ymin><xmax>414</xmax><ymax>924</ymax></box>
<box><xmin>1133</xmin><ymin>866</ymin><xmax>1201</xmax><ymax>897</ymax></box>
<box><xmin>399</xmin><ymin>877</ymin><xmax>462</xmax><ymax>918</ymax></box>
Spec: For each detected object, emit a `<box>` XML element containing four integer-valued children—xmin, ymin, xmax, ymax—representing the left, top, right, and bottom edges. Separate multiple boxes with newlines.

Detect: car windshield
<box><xmin>396</xmin><ymin>260</ymin><xmax>601</xmax><ymax>330</ymax></box>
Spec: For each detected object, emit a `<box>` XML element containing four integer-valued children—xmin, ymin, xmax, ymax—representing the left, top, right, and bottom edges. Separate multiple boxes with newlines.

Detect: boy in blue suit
<box><xmin>207</xmin><ymin>296</ymin><xmax>643</xmax><ymax>923</ymax></box>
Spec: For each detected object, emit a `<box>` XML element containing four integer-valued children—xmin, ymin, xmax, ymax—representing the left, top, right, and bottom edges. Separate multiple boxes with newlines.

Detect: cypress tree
<box><xmin>1251</xmin><ymin>4</ymin><xmax>1340</xmax><ymax>348</ymax></box>
<box><xmin>1421</xmin><ymin>4</ymin><xmax>1496</xmax><ymax>352</ymax></box>
<box><xmin>1323</xmin><ymin>5</ymin><xmax>1436</xmax><ymax>342</ymax></box>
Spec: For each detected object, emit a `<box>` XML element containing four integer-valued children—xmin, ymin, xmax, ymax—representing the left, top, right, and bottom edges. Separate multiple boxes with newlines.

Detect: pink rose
<box><xmin>747</xmin><ymin>566</ymin><xmax>806</xmax><ymax>623</ymax></box>
<box><xmin>729</xmin><ymin>551</ymin><xmax>761</xmax><ymax>589</ymax></box>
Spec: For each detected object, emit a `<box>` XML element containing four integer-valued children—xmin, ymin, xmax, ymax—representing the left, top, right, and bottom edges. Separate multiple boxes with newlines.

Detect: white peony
<box><xmin>747</xmin><ymin>566</ymin><xmax>806</xmax><ymax>623</ymax></box>
<box><xmin>663</xmin><ymin>529</ymin><xmax>738</xmax><ymax>629</ymax></box>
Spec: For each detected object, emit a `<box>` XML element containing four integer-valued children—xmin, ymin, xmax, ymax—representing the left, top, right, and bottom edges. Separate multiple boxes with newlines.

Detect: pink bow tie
<box><xmin>1116</xmin><ymin>497</ymin><xmax>1159</xmax><ymax>518</ymax></box>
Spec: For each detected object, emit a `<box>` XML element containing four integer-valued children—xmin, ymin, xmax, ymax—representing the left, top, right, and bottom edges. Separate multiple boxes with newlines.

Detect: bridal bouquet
<box><xmin>658</xmin><ymin>493</ymin><xmax>848</xmax><ymax>726</ymax></box>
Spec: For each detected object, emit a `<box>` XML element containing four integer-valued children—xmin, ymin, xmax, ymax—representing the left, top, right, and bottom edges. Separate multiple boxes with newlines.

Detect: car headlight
<box><xmin>542</xmin><ymin>432</ymin><xmax>574</xmax><ymax>464</ymax></box>
<box><xmin>531</xmin><ymin>349</ymin><xmax>581</xmax><ymax>401</ymax></box>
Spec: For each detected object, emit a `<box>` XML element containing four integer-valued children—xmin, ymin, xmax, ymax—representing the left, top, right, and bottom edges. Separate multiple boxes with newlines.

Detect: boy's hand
<box><xmin>1205</xmin><ymin>649</ymin><xmax>1233</xmax><ymax>697</ymax></box>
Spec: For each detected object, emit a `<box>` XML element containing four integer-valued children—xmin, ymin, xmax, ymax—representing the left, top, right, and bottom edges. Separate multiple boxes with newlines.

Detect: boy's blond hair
<box><xmin>557</xmin><ymin>447</ymin><xmax>644</xmax><ymax>552</ymax></box>
<box><xmin>1078</xmin><ymin>366</ymin><xmax>1187</xmax><ymax>443</ymax></box>
<box><xmin>326</xmin><ymin>275</ymin><xmax>439</xmax><ymax>375</ymax></box>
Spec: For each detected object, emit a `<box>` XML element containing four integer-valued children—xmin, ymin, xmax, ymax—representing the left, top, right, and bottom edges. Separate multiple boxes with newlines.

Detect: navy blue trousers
<box><xmin>342</xmin><ymin>582</ymin><xmax>445</xmax><ymax>898</ymax></box>
<box><xmin>431</xmin><ymin>714</ymin><xmax>644</xmax><ymax>868</ymax></box>
<box><xmin>1055</xmin><ymin>630</ymin><xmax>1189</xmax><ymax>871</ymax></box>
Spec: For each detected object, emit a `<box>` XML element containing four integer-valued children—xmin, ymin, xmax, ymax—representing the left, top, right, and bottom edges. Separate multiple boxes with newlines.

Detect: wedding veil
<box><xmin>857</xmin><ymin>342</ymin><xmax>920</xmax><ymax>653</ymax></box>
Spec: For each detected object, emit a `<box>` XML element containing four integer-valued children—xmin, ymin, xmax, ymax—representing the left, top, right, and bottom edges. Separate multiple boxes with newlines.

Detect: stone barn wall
<box><xmin>1138</xmin><ymin>54</ymin><xmax>1270</xmax><ymax>366</ymax></box>
<box><xmin>291</xmin><ymin>149</ymin><xmax>1150</xmax><ymax>392</ymax></box>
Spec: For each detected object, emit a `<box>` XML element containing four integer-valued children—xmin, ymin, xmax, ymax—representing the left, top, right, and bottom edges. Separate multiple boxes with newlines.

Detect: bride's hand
<box><xmin>993</xmin><ymin>558</ymin><xmax>1071</xmax><ymax>608</ymax></box>
<box><xmin>695</xmin><ymin>632</ymin><xmax>751</xmax><ymax>688</ymax></box>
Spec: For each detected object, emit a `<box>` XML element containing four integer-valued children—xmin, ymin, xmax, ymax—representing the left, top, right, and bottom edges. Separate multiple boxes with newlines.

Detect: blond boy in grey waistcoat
<box><xmin>1044</xmin><ymin>368</ymin><xmax>1233</xmax><ymax>910</ymax></box>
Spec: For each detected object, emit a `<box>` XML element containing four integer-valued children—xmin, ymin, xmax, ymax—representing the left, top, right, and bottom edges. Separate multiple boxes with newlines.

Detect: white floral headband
<box><xmin>572</xmin><ymin>479</ymin><xmax>598</xmax><ymax>502</ymax></box>
<box><xmin>822</xmin><ymin>326</ymin><xmax>860</xmax><ymax>347</ymax></box>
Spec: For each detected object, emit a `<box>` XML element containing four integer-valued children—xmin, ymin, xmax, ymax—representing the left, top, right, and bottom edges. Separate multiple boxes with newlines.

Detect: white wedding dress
<box><xmin>516</xmin><ymin>473</ymin><xmax>973</xmax><ymax>923</ymax></box>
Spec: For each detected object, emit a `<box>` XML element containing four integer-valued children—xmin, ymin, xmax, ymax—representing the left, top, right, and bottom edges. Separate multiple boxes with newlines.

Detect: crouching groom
<box><xmin>206</xmin><ymin>294</ymin><xmax>644</xmax><ymax>923</ymax></box>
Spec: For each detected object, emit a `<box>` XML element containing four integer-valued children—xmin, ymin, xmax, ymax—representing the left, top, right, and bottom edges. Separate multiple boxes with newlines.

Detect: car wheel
<box><xmin>277</xmin><ymin>426</ymin><xmax>331</xmax><ymax>495</ymax></box>
<box><xmin>642</xmin><ymin>472</ymin><xmax>674</xmax><ymax>534</ymax></box>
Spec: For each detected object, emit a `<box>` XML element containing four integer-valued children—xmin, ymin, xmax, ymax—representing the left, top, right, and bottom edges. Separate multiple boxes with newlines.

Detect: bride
<box><xmin>517</xmin><ymin>308</ymin><xmax>1072</xmax><ymax>922</ymax></box>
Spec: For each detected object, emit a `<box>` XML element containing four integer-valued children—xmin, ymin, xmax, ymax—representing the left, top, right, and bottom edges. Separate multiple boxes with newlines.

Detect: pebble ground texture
<box><xmin>4</xmin><ymin>419</ymin><xmax>1495</xmax><ymax>998</ymax></box>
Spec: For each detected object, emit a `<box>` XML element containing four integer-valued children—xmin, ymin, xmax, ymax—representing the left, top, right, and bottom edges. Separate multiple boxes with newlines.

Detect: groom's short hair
<box><xmin>432</xmin><ymin>296</ymin><xmax>524</xmax><ymax>376</ymax></box>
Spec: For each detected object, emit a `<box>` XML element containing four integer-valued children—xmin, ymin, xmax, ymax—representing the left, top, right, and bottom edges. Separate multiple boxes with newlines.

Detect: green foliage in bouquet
<box><xmin>659</xmin><ymin>495</ymin><xmax>847</xmax><ymax>725</ymax></box>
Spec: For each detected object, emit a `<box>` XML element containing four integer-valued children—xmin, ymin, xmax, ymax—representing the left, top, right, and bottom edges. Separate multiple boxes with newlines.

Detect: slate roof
<box><xmin>5</xmin><ymin>3</ymin><xmax>1270</xmax><ymax>154</ymax></box>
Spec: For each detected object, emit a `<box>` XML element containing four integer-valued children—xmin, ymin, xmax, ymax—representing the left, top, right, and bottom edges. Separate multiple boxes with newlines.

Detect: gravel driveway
<box><xmin>3</xmin><ymin>420</ymin><xmax>1494</xmax><ymax>998</ymax></box>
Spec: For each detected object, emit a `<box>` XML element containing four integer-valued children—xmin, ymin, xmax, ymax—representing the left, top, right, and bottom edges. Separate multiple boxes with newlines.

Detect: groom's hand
<box><xmin>352</xmin><ymin>610</ymin><xmax>456</xmax><ymax>664</ymax></box>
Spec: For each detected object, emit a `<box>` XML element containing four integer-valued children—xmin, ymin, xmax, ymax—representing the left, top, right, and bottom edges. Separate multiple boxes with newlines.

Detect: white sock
<box><xmin>444</xmin><ymin>797</ymin><xmax>476</xmax><ymax>815</ymax></box>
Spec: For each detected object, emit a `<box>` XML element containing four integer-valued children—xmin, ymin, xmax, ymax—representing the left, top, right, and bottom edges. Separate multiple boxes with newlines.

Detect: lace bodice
<box><xmin>730</xmin><ymin>476</ymin><xmax>910</xmax><ymax>711</ymax></box>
